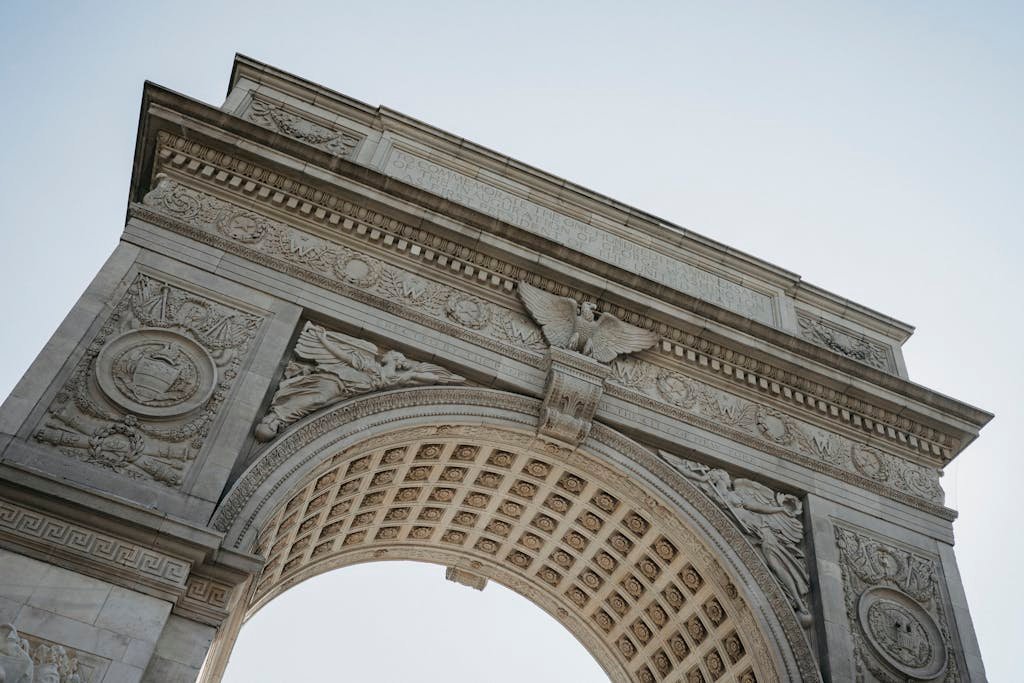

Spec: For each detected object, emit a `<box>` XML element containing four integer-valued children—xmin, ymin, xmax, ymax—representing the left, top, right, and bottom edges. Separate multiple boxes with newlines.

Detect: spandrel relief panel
<box><xmin>32</xmin><ymin>273</ymin><xmax>263</xmax><ymax>487</ymax></box>
<box><xmin>665</xmin><ymin>455</ymin><xmax>812</xmax><ymax>627</ymax></box>
<box><xmin>834</xmin><ymin>523</ymin><xmax>962</xmax><ymax>682</ymax></box>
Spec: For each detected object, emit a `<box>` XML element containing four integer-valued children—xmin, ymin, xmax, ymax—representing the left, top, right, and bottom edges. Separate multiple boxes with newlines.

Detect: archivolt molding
<box><xmin>138</xmin><ymin>173</ymin><xmax>950</xmax><ymax>518</ymax></box>
<box><xmin>213</xmin><ymin>386</ymin><xmax>821</xmax><ymax>682</ymax></box>
<box><xmin>139</xmin><ymin>131</ymin><xmax>962</xmax><ymax>463</ymax></box>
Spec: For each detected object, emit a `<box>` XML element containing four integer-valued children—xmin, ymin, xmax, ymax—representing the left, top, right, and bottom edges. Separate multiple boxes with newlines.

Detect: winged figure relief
<box><xmin>255</xmin><ymin>322</ymin><xmax>464</xmax><ymax>441</ymax></box>
<box><xmin>517</xmin><ymin>282</ymin><xmax>659</xmax><ymax>363</ymax></box>
<box><xmin>675</xmin><ymin>459</ymin><xmax>812</xmax><ymax>626</ymax></box>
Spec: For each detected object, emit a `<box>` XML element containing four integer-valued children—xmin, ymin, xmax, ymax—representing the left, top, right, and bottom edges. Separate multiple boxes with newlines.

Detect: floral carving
<box><xmin>606</xmin><ymin>359</ymin><xmax>943</xmax><ymax>507</ymax></box>
<box><xmin>245</xmin><ymin>97</ymin><xmax>360</xmax><ymax>157</ymax></box>
<box><xmin>797</xmin><ymin>314</ymin><xmax>894</xmax><ymax>373</ymax></box>
<box><xmin>33</xmin><ymin>273</ymin><xmax>261</xmax><ymax>487</ymax></box>
<box><xmin>445</xmin><ymin>292</ymin><xmax>491</xmax><ymax>329</ymax></box>
<box><xmin>140</xmin><ymin>177</ymin><xmax>945</xmax><ymax>509</ymax></box>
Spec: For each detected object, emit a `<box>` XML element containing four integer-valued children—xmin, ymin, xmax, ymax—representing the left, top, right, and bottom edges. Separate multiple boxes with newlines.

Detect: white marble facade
<box><xmin>0</xmin><ymin>55</ymin><xmax>991</xmax><ymax>682</ymax></box>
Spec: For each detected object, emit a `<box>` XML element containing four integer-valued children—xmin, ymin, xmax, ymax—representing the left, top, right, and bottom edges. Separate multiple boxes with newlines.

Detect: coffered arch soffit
<box><xmin>213</xmin><ymin>386</ymin><xmax>820</xmax><ymax>683</ymax></box>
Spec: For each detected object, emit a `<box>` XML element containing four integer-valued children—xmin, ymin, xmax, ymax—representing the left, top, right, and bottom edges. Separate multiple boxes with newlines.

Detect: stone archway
<box><xmin>205</xmin><ymin>387</ymin><xmax>820</xmax><ymax>683</ymax></box>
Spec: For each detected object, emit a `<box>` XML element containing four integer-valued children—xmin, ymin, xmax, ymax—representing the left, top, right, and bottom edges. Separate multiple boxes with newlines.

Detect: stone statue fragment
<box><xmin>518</xmin><ymin>282</ymin><xmax>658</xmax><ymax>363</ymax></box>
<box><xmin>255</xmin><ymin>322</ymin><xmax>465</xmax><ymax>441</ymax></box>
<box><xmin>0</xmin><ymin>624</ymin><xmax>33</xmax><ymax>683</ymax></box>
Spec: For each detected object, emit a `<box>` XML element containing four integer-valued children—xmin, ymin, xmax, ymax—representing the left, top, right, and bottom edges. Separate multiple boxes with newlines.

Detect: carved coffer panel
<box><xmin>32</xmin><ymin>273</ymin><xmax>264</xmax><ymax>487</ymax></box>
<box><xmin>834</xmin><ymin>524</ymin><xmax>962</xmax><ymax>682</ymax></box>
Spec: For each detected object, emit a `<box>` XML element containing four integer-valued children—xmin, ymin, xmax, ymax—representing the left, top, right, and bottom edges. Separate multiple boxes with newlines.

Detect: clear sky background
<box><xmin>1</xmin><ymin>2</ymin><xmax>1020</xmax><ymax>681</ymax></box>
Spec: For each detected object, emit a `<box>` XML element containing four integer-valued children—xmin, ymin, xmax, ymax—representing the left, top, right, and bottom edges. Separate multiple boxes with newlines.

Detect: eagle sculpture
<box><xmin>518</xmin><ymin>282</ymin><xmax>659</xmax><ymax>363</ymax></box>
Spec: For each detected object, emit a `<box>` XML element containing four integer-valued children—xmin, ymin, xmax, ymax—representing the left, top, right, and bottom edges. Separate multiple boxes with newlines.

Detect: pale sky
<box><xmin>1</xmin><ymin>2</ymin><xmax>1020</xmax><ymax>681</ymax></box>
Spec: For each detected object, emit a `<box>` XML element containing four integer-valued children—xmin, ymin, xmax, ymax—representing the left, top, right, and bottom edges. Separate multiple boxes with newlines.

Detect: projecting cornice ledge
<box><xmin>125</xmin><ymin>80</ymin><xmax>993</xmax><ymax>464</ymax></box>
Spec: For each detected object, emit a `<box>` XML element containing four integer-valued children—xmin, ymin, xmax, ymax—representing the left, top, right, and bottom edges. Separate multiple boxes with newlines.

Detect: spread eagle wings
<box><xmin>518</xmin><ymin>281</ymin><xmax>659</xmax><ymax>362</ymax></box>
<box><xmin>517</xmin><ymin>282</ymin><xmax>579</xmax><ymax>348</ymax></box>
<box><xmin>589</xmin><ymin>314</ymin><xmax>660</xmax><ymax>363</ymax></box>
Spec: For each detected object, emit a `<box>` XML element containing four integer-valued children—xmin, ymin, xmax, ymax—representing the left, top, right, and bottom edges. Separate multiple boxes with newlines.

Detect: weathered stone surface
<box><xmin>0</xmin><ymin>54</ymin><xmax>990</xmax><ymax>683</ymax></box>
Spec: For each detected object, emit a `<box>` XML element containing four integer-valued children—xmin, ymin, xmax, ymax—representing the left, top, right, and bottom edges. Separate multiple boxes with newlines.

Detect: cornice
<box><xmin>137</xmin><ymin>129</ymin><xmax>985</xmax><ymax>465</ymax></box>
<box><xmin>133</xmin><ymin>171</ymin><xmax>954</xmax><ymax>515</ymax></box>
<box><xmin>230</xmin><ymin>54</ymin><xmax>915</xmax><ymax>343</ymax></box>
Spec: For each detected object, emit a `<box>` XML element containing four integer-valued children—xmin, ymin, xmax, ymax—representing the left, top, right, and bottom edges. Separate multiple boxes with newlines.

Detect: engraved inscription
<box><xmin>385</xmin><ymin>149</ymin><xmax>776</xmax><ymax>324</ymax></box>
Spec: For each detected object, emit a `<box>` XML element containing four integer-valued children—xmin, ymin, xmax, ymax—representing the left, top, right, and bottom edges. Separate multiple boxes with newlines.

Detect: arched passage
<box><xmin>207</xmin><ymin>387</ymin><xmax>820</xmax><ymax>683</ymax></box>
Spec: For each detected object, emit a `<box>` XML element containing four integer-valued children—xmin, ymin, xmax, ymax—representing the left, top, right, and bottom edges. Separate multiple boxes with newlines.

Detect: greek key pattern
<box><xmin>0</xmin><ymin>501</ymin><xmax>190</xmax><ymax>587</ymax></box>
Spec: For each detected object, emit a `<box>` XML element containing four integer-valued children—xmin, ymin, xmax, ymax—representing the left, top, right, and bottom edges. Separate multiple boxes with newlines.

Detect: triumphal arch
<box><xmin>0</xmin><ymin>56</ymin><xmax>991</xmax><ymax>682</ymax></box>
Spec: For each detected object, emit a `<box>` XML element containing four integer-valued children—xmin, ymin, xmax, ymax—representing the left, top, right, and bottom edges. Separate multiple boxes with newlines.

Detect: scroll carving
<box><xmin>834</xmin><ymin>525</ymin><xmax>958</xmax><ymax>681</ymax></box>
<box><xmin>537</xmin><ymin>348</ymin><xmax>610</xmax><ymax>447</ymax></box>
<box><xmin>668</xmin><ymin>457</ymin><xmax>812</xmax><ymax>626</ymax></box>
<box><xmin>255</xmin><ymin>322</ymin><xmax>465</xmax><ymax>441</ymax></box>
<box><xmin>33</xmin><ymin>274</ymin><xmax>262</xmax><ymax>486</ymax></box>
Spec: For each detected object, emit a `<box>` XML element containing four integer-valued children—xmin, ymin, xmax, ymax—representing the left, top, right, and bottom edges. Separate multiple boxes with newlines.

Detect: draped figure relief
<box><xmin>669</xmin><ymin>457</ymin><xmax>813</xmax><ymax>627</ymax></box>
<box><xmin>255</xmin><ymin>322</ymin><xmax>464</xmax><ymax>441</ymax></box>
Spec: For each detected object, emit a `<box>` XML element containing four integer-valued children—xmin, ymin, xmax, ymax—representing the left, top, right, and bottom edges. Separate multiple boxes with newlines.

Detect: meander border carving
<box><xmin>0</xmin><ymin>499</ymin><xmax>190</xmax><ymax>588</ymax></box>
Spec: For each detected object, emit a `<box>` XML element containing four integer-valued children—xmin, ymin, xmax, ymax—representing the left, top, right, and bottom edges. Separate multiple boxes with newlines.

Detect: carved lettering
<box><xmin>385</xmin><ymin>149</ymin><xmax>776</xmax><ymax>324</ymax></box>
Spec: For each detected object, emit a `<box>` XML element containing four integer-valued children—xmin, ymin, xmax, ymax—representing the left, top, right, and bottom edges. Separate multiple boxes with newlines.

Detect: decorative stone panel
<box><xmin>796</xmin><ymin>312</ymin><xmax>896</xmax><ymax>373</ymax></box>
<box><xmin>139</xmin><ymin>175</ymin><xmax>947</xmax><ymax>515</ymax></box>
<box><xmin>537</xmin><ymin>348</ymin><xmax>610</xmax><ymax>447</ymax></box>
<box><xmin>0</xmin><ymin>624</ymin><xmax>110</xmax><ymax>683</ymax></box>
<box><xmin>241</xmin><ymin>94</ymin><xmax>363</xmax><ymax>158</ymax></box>
<box><xmin>834</xmin><ymin>523</ymin><xmax>960</xmax><ymax>681</ymax></box>
<box><xmin>607</xmin><ymin>360</ymin><xmax>944</xmax><ymax>508</ymax></box>
<box><xmin>138</xmin><ymin>152</ymin><xmax>960</xmax><ymax>464</ymax></box>
<box><xmin>666</xmin><ymin>455</ymin><xmax>812</xmax><ymax>627</ymax></box>
<box><xmin>32</xmin><ymin>273</ymin><xmax>263</xmax><ymax>487</ymax></box>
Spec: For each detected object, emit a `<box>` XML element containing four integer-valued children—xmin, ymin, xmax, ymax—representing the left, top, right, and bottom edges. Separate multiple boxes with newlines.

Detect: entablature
<box><xmin>123</xmin><ymin>67</ymin><xmax>991</xmax><ymax>517</ymax></box>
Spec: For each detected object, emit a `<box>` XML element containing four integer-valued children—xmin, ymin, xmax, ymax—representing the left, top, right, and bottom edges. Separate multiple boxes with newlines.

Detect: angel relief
<box><xmin>672</xmin><ymin>457</ymin><xmax>813</xmax><ymax>626</ymax></box>
<box><xmin>518</xmin><ymin>282</ymin><xmax>659</xmax><ymax>363</ymax></box>
<box><xmin>254</xmin><ymin>322</ymin><xmax>464</xmax><ymax>441</ymax></box>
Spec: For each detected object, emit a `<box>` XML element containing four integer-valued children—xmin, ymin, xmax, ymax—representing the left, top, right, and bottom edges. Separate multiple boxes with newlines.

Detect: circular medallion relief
<box><xmin>445</xmin><ymin>293</ymin><xmax>490</xmax><ymax>329</ymax></box>
<box><xmin>333</xmin><ymin>252</ymin><xmax>380</xmax><ymax>287</ymax></box>
<box><xmin>95</xmin><ymin>328</ymin><xmax>217</xmax><ymax>417</ymax></box>
<box><xmin>858</xmin><ymin>587</ymin><xmax>947</xmax><ymax>680</ymax></box>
